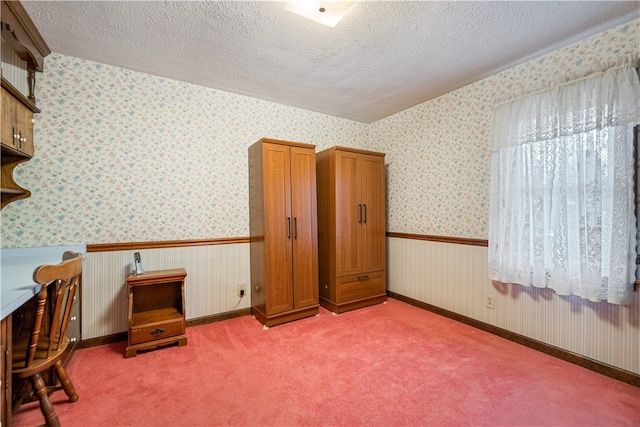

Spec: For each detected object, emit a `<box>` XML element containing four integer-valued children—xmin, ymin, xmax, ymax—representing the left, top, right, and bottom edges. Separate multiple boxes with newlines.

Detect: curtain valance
<box><xmin>491</xmin><ymin>65</ymin><xmax>640</xmax><ymax>150</ymax></box>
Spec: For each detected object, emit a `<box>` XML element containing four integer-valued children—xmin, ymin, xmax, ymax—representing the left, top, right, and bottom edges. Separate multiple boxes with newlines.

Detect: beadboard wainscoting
<box><xmin>387</xmin><ymin>236</ymin><xmax>640</xmax><ymax>376</ymax></box>
<box><xmin>83</xmin><ymin>241</ymin><xmax>250</xmax><ymax>339</ymax></box>
<box><xmin>0</xmin><ymin>39</ymin><xmax>30</xmax><ymax>96</ymax></box>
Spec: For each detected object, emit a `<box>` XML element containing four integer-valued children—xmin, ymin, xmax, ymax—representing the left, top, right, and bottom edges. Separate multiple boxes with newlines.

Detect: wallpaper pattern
<box><xmin>371</xmin><ymin>19</ymin><xmax>639</xmax><ymax>239</ymax></box>
<box><xmin>1</xmin><ymin>19</ymin><xmax>638</xmax><ymax>247</ymax></box>
<box><xmin>1</xmin><ymin>56</ymin><xmax>367</xmax><ymax>247</ymax></box>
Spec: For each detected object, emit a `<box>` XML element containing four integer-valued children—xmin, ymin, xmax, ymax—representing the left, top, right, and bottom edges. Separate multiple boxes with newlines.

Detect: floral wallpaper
<box><xmin>370</xmin><ymin>18</ymin><xmax>639</xmax><ymax>240</ymax></box>
<box><xmin>1</xmin><ymin>55</ymin><xmax>367</xmax><ymax>247</ymax></box>
<box><xmin>2</xmin><ymin>19</ymin><xmax>638</xmax><ymax>247</ymax></box>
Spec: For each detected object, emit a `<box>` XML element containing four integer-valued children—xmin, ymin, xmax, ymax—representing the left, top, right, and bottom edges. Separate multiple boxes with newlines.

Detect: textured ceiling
<box><xmin>21</xmin><ymin>1</ymin><xmax>640</xmax><ymax>123</ymax></box>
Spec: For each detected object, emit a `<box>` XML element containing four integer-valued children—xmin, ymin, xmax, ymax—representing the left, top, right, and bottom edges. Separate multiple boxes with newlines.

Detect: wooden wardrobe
<box><xmin>316</xmin><ymin>146</ymin><xmax>387</xmax><ymax>313</ymax></box>
<box><xmin>248</xmin><ymin>138</ymin><xmax>319</xmax><ymax>327</ymax></box>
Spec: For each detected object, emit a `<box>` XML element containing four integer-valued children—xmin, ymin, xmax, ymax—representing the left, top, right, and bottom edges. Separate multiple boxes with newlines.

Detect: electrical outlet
<box><xmin>486</xmin><ymin>294</ymin><xmax>495</xmax><ymax>310</ymax></box>
<box><xmin>237</xmin><ymin>282</ymin><xmax>247</xmax><ymax>298</ymax></box>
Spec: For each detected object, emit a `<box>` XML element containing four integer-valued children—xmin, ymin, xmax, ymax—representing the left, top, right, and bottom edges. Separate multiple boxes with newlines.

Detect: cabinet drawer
<box><xmin>336</xmin><ymin>271</ymin><xmax>386</xmax><ymax>304</ymax></box>
<box><xmin>130</xmin><ymin>319</ymin><xmax>184</xmax><ymax>345</ymax></box>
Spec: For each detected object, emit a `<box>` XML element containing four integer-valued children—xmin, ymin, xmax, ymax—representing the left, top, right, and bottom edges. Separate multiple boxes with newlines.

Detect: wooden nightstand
<box><xmin>125</xmin><ymin>268</ymin><xmax>187</xmax><ymax>358</ymax></box>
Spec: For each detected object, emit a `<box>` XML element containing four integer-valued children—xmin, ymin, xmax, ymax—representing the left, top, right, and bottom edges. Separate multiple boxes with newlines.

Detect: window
<box><xmin>488</xmin><ymin>65</ymin><xmax>640</xmax><ymax>304</ymax></box>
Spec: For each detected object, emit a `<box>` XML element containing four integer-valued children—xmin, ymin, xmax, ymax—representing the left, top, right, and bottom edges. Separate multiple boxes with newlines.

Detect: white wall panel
<box><xmin>83</xmin><ymin>243</ymin><xmax>250</xmax><ymax>339</ymax></box>
<box><xmin>387</xmin><ymin>237</ymin><xmax>640</xmax><ymax>374</ymax></box>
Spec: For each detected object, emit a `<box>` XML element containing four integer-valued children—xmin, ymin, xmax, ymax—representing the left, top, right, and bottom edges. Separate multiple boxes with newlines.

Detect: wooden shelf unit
<box><xmin>1</xmin><ymin>0</ymin><xmax>51</xmax><ymax>210</ymax></box>
<box><xmin>125</xmin><ymin>268</ymin><xmax>187</xmax><ymax>358</ymax></box>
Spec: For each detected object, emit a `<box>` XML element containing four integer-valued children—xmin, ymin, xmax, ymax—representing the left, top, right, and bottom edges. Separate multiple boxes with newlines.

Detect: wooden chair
<box><xmin>12</xmin><ymin>251</ymin><xmax>82</xmax><ymax>427</ymax></box>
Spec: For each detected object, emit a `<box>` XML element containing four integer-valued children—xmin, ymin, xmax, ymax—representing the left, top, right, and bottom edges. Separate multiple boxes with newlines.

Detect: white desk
<box><xmin>1</xmin><ymin>245</ymin><xmax>86</xmax><ymax>320</ymax></box>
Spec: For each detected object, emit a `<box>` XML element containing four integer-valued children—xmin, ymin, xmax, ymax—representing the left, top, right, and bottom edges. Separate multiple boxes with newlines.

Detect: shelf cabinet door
<box><xmin>290</xmin><ymin>146</ymin><xmax>319</xmax><ymax>309</ymax></box>
<box><xmin>334</xmin><ymin>150</ymin><xmax>363</xmax><ymax>277</ymax></box>
<box><xmin>361</xmin><ymin>154</ymin><xmax>386</xmax><ymax>273</ymax></box>
<box><xmin>333</xmin><ymin>150</ymin><xmax>386</xmax><ymax>276</ymax></box>
<box><xmin>262</xmin><ymin>142</ymin><xmax>294</xmax><ymax>315</ymax></box>
<box><xmin>15</xmin><ymin>98</ymin><xmax>34</xmax><ymax>156</ymax></box>
<box><xmin>1</xmin><ymin>87</ymin><xmax>33</xmax><ymax>157</ymax></box>
<box><xmin>1</xmin><ymin>88</ymin><xmax>18</xmax><ymax>150</ymax></box>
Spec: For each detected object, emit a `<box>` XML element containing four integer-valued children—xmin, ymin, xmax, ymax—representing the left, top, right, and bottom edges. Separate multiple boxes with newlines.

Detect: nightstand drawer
<box><xmin>130</xmin><ymin>319</ymin><xmax>184</xmax><ymax>345</ymax></box>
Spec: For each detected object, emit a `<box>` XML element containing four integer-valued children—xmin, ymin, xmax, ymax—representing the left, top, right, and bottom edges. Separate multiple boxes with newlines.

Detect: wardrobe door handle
<box><xmin>358</xmin><ymin>204</ymin><xmax>362</xmax><ymax>224</ymax></box>
<box><xmin>363</xmin><ymin>204</ymin><xmax>367</xmax><ymax>224</ymax></box>
<box><xmin>287</xmin><ymin>217</ymin><xmax>291</xmax><ymax>239</ymax></box>
<box><xmin>294</xmin><ymin>217</ymin><xmax>298</xmax><ymax>239</ymax></box>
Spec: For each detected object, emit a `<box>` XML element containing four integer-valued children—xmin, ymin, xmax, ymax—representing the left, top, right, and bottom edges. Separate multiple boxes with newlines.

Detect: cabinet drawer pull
<box><xmin>357</xmin><ymin>275</ymin><xmax>369</xmax><ymax>280</ymax></box>
<box><xmin>294</xmin><ymin>217</ymin><xmax>298</xmax><ymax>239</ymax></box>
<box><xmin>363</xmin><ymin>204</ymin><xmax>367</xmax><ymax>224</ymax></box>
<box><xmin>150</xmin><ymin>328</ymin><xmax>166</xmax><ymax>337</ymax></box>
<box><xmin>358</xmin><ymin>204</ymin><xmax>362</xmax><ymax>223</ymax></box>
<box><xmin>287</xmin><ymin>217</ymin><xmax>291</xmax><ymax>239</ymax></box>
<box><xmin>70</xmin><ymin>316</ymin><xmax>77</xmax><ymax>321</ymax></box>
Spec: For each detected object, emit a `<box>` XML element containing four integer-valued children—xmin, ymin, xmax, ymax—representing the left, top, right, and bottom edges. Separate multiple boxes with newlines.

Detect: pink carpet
<box><xmin>12</xmin><ymin>298</ymin><xmax>640</xmax><ymax>426</ymax></box>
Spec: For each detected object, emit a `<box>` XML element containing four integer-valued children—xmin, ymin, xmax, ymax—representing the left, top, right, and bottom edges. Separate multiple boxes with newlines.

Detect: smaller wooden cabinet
<box><xmin>125</xmin><ymin>268</ymin><xmax>187</xmax><ymax>358</ymax></box>
<box><xmin>249</xmin><ymin>138</ymin><xmax>320</xmax><ymax>327</ymax></box>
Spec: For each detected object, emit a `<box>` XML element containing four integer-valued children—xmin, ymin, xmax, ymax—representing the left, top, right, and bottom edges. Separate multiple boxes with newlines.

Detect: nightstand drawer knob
<box><xmin>150</xmin><ymin>328</ymin><xmax>166</xmax><ymax>337</ymax></box>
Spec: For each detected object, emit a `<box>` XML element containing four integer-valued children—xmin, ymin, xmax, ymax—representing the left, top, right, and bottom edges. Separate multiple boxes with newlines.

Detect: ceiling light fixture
<box><xmin>284</xmin><ymin>1</ymin><xmax>355</xmax><ymax>28</ymax></box>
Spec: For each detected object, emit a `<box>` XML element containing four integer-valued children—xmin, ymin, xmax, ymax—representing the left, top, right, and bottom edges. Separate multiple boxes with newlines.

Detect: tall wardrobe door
<box><xmin>262</xmin><ymin>143</ymin><xmax>294</xmax><ymax>315</ymax></box>
<box><xmin>290</xmin><ymin>147</ymin><xmax>319</xmax><ymax>308</ymax></box>
<box><xmin>361</xmin><ymin>154</ymin><xmax>386</xmax><ymax>273</ymax></box>
<box><xmin>335</xmin><ymin>150</ymin><xmax>362</xmax><ymax>277</ymax></box>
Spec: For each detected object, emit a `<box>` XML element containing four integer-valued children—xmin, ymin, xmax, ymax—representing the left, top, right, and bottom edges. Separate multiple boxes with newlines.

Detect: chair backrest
<box><xmin>22</xmin><ymin>251</ymin><xmax>82</xmax><ymax>367</ymax></box>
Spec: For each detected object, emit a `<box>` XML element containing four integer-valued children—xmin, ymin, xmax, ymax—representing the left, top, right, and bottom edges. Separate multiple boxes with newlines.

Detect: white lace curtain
<box><xmin>489</xmin><ymin>64</ymin><xmax>640</xmax><ymax>304</ymax></box>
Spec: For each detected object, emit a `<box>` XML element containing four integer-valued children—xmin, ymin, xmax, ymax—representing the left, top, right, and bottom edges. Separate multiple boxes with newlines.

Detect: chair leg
<box><xmin>53</xmin><ymin>360</ymin><xmax>79</xmax><ymax>402</ymax></box>
<box><xmin>30</xmin><ymin>373</ymin><xmax>61</xmax><ymax>427</ymax></box>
